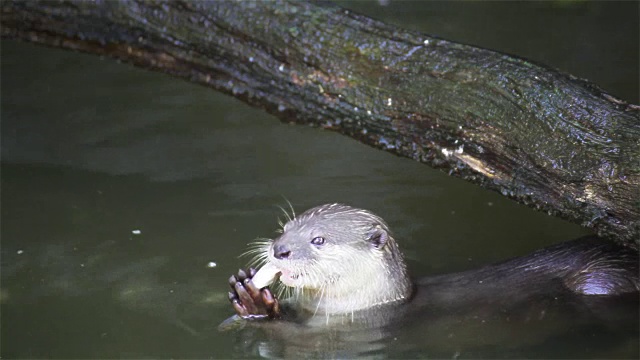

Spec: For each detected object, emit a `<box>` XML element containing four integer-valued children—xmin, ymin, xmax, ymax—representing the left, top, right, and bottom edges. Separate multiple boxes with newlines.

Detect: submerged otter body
<box><xmin>228</xmin><ymin>204</ymin><xmax>639</xmax><ymax>322</ymax></box>
<box><xmin>224</xmin><ymin>204</ymin><xmax>639</xmax><ymax>357</ymax></box>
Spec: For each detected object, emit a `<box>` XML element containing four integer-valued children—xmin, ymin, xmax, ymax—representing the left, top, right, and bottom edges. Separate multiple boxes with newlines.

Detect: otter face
<box><xmin>246</xmin><ymin>203</ymin><xmax>412</xmax><ymax>314</ymax></box>
<box><xmin>267</xmin><ymin>204</ymin><xmax>395</xmax><ymax>290</ymax></box>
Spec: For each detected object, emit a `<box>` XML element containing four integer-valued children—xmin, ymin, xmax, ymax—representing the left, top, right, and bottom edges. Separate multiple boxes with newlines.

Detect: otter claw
<box><xmin>231</xmin><ymin>299</ymin><xmax>249</xmax><ymax>317</ymax></box>
<box><xmin>237</xmin><ymin>269</ymin><xmax>248</xmax><ymax>281</ymax></box>
<box><xmin>227</xmin><ymin>268</ymin><xmax>281</xmax><ymax>320</ymax></box>
<box><xmin>228</xmin><ymin>275</ymin><xmax>238</xmax><ymax>289</ymax></box>
<box><xmin>262</xmin><ymin>288</ymin><xmax>281</xmax><ymax>317</ymax></box>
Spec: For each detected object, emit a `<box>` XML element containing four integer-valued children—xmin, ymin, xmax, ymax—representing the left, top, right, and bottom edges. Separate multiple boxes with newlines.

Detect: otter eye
<box><xmin>311</xmin><ymin>236</ymin><xmax>325</xmax><ymax>246</ymax></box>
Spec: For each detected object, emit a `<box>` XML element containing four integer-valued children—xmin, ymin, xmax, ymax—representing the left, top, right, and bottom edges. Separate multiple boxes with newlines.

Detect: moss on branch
<box><xmin>2</xmin><ymin>0</ymin><xmax>638</xmax><ymax>244</ymax></box>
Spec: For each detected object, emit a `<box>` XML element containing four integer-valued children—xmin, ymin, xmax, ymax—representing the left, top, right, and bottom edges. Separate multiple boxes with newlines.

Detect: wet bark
<box><xmin>2</xmin><ymin>1</ymin><xmax>639</xmax><ymax>245</ymax></box>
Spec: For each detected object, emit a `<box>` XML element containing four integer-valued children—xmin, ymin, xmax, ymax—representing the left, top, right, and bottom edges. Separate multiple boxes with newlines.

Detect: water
<box><xmin>1</xmin><ymin>1</ymin><xmax>637</xmax><ymax>358</ymax></box>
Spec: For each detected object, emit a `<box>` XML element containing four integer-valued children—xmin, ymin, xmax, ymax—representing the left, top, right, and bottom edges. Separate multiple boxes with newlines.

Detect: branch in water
<box><xmin>1</xmin><ymin>0</ymin><xmax>638</xmax><ymax>244</ymax></box>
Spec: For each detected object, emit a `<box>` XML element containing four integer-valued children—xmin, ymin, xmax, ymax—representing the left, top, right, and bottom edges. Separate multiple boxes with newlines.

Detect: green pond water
<box><xmin>1</xmin><ymin>1</ymin><xmax>638</xmax><ymax>358</ymax></box>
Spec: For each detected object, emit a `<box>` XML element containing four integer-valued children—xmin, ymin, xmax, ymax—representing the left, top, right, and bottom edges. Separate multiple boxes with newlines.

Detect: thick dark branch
<box><xmin>2</xmin><ymin>0</ymin><xmax>639</xmax><ymax>244</ymax></box>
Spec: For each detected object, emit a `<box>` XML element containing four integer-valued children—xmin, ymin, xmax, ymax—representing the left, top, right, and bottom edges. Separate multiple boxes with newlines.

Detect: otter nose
<box><xmin>273</xmin><ymin>244</ymin><xmax>291</xmax><ymax>259</ymax></box>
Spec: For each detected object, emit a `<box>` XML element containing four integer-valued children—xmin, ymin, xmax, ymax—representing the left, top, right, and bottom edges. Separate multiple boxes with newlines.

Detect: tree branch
<box><xmin>2</xmin><ymin>0</ymin><xmax>639</xmax><ymax>244</ymax></box>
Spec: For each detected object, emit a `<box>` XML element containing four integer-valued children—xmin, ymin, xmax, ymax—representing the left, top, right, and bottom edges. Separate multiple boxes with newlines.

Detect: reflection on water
<box><xmin>1</xmin><ymin>1</ymin><xmax>637</xmax><ymax>358</ymax></box>
<box><xmin>220</xmin><ymin>291</ymin><xmax>638</xmax><ymax>359</ymax></box>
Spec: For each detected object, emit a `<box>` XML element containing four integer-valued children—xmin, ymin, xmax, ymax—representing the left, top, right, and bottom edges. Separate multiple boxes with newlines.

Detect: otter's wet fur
<box><xmin>243</xmin><ymin>203</ymin><xmax>639</xmax><ymax>320</ymax></box>
<box><xmin>245</xmin><ymin>203</ymin><xmax>412</xmax><ymax>317</ymax></box>
<box><xmin>225</xmin><ymin>204</ymin><xmax>638</xmax><ymax>358</ymax></box>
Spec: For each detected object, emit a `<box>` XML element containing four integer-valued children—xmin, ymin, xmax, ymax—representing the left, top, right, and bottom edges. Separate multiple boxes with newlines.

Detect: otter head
<box><xmin>264</xmin><ymin>203</ymin><xmax>413</xmax><ymax>315</ymax></box>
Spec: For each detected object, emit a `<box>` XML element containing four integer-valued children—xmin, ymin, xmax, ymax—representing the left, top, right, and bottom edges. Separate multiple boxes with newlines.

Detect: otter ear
<box><xmin>366</xmin><ymin>225</ymin><xmax>389</xmax><ymax>249</ymax></box>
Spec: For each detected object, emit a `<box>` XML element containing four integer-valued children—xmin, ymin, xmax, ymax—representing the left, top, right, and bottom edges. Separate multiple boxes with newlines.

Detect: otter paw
<box><xmin>228</xmin><ymin>268</ymin><xmax>281</xmax><ymax>320</ymax></box>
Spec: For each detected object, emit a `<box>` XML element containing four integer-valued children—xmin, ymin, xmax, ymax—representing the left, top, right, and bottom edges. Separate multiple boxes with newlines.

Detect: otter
<box><xmin>225</xmin><ymin>203</ymin><xmax>639</xmax><ymax>324</ymax></box>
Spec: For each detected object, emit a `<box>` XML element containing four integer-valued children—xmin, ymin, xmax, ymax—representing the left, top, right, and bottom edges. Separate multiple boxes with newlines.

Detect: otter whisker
<box><xmin>240</xmin><ymin>245</ymin><xmax>269</xmax><ymax>258</ymax></box>
<box><xmin>274</xmin><ymin>281</ymin><xmax>289</xmax><ymax>301</ymax></box>
<box><xmin>276</xmin><ymin>205</ymin><xmax>292</xmax><ymax>223</ymax></box>
<box><xmin>285</xmin><ymin>198</ymin><xmax>296</xmax><ymax>220</ymax></box>
<box><xmin>240</xmin><ymin>239</ymin><xmax>272</xmax><ymax>269</ymax></box>
<box><xmin>242</xmin><ymin>239</ymin><xmax>271</xmax><ymax>249</ymax></box>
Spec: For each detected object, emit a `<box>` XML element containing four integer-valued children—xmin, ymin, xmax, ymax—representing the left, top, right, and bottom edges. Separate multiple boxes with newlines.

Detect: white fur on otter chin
<box><xmin>246</xmin><ymin>203</ymin><xmax>412</xmax><ymax>319</ymax></box>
